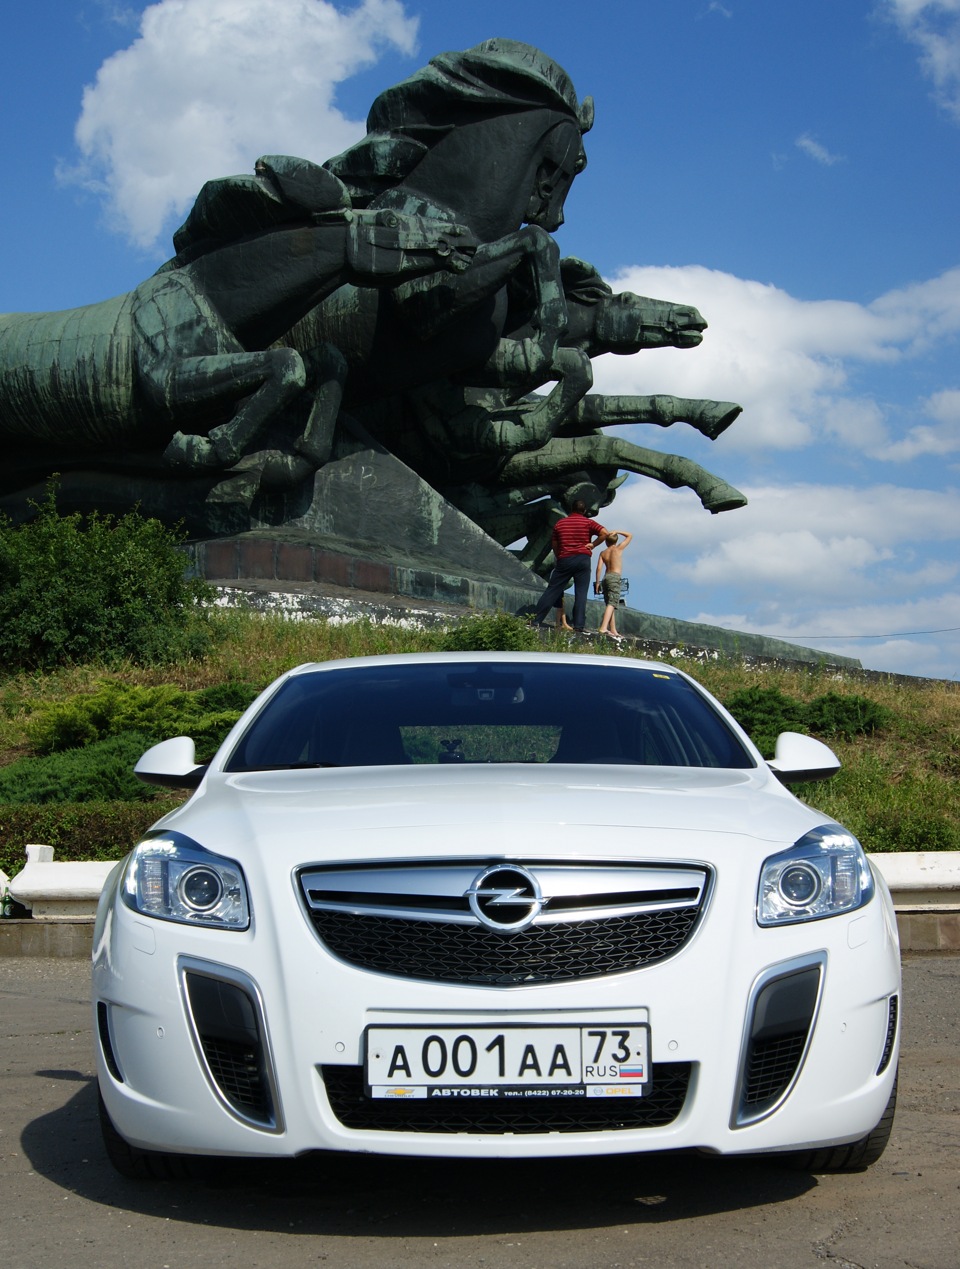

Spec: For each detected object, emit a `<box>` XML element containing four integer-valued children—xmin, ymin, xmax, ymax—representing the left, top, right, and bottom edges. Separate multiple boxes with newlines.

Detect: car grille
<box><xmin>299</xmin><ymin>860</ymin><xmax>709</xmax><ymax>985</ymax></box>
<box><xmin>308</xmin><ymin>907</ymin><xmax>700</xmax><ymax>983</ymax></box>
<box><xmin>320</xmin><ymin>1062</ymin><xmax>692</xmax><ymax>1133</ymax></box>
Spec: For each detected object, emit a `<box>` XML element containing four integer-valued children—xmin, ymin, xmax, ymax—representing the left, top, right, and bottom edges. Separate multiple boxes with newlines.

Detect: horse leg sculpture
<box><xmin>391</xmin><ymin>225</ymin><xmax>572</xmax><ymax>389</ymax></box>
<box><xmin>463</xmin><ymin>347</ymin><xmax>595</xmax><ymax>456</ymax></box>
<box><xmin>130</xmin><ymin>272</ymin><xmax>310</xmax><ymax>469</ymax></box>
<box><xmin>294</xmin><ymin>343</ymin><xmax>349</xmax><ymax>466</ymax></box>
<box><xmin>556</xmin><ymin>393</ymin><xmax>743</xmax><ymax>441</ymax></box>
<box><xmin>156</xmin><ymin>348</ymin><xmax>308</xmax><ymax>470</ymax></box>
<box><xmin>495</xmin><ymin>434</ymin><xmax>748</xmax><ymax>514</ymax></box>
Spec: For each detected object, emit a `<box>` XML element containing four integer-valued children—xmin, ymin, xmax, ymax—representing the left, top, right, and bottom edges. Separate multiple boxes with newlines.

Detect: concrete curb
<box><xmin>2</xmin><ymin>847</ymin><xmax>957</xmax><ymax>957</ymax></box>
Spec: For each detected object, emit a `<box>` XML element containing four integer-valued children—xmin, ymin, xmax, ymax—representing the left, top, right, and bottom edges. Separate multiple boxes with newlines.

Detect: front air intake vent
<box><xmin>96</xmin><ymin>1001</ymin><xmax>123</xmax><ymax>1083</ymax></box>
<box><xmin>180</xmin><ymin>961</ymin><xmax>283</xmax><ymax>1132</ymax></box>
<box><xmin>734</xmin><ymin>955</ymin><xmax>824</xmax><ymax>1128</ymax></box>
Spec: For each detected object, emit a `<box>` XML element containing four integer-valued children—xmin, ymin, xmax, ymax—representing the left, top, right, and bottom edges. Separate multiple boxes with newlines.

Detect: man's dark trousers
<box><xmin>534</xmin><ymin>554</ymin><xmax>592</xmax><ymax>629</ymax></box>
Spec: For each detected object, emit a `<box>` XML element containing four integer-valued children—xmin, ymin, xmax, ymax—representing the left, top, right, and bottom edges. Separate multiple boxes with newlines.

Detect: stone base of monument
<box><xmin>181</xmin><ymin>427</ymin><xmax>861</xmax><ymax>672</ymax></box>
<box><xmin>182</xmin><ymin>420</ymin><xmax>554</xmax><ymax>618</ymax></box>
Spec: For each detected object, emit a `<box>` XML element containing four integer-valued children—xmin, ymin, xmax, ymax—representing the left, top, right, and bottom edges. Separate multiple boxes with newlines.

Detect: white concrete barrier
<box><xmin>870</xmin><ymin>851</ymin><xmax>960</xmax><ymax>907</ymax></box>
<box><xmin>8</xmin><ymin>845</ymin><xmax>118</xmax><ymax>921</ymax></box>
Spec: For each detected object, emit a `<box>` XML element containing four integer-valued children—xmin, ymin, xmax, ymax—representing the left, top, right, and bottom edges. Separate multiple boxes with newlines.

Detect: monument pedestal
<box><xmin>185</xmin><ymin>423</ymin><xmax>549</xmax><ymax>615</ymax></box>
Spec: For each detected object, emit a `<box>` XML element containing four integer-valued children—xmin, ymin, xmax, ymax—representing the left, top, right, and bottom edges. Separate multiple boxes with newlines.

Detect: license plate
<box><xmin>365</xmin><ymin>1024</ymin><xmax>651</xmax><ymax>1099</ymax></box>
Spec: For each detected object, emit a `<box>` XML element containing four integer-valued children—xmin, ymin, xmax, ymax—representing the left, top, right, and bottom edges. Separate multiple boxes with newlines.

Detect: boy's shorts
<box><xmin>601</xmin><ymin>572</ymin><xmax>622</xmax><ymax>606</ymax></box>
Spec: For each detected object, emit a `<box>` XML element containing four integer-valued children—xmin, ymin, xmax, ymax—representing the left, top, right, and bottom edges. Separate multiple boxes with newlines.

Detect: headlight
<box><xmin>757</xmin><ymin>825</ymin><xmax>874</xmax><ymax>926</ymax></box>
<box><xmin>122</xmin><ymin>833</ymin><xmax>250</xmax><ymax>929</ymax></box>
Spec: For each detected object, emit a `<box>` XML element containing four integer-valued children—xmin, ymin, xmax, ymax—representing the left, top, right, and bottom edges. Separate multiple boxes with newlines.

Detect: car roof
<box><xmin>284</xmin><ymin>652</ymin><xmax>686</xmax><ymax>677</ymax></box>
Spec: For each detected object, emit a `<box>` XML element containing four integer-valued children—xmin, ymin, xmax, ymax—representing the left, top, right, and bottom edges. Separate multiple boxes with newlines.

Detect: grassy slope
<box><xmin>0</xmin><ymin>611</ymin><xmax>957</xmax><ymax>876</ymax></box>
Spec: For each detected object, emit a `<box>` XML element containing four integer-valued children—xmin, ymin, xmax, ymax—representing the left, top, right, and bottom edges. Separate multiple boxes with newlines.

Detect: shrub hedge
<box><xmin>439</xmin><ymin>611</ymin><xmax>543</xmax><ymax>652</ymax></box>
<box><xmin>724</xmin><ymin>685</ymin><xmax>891</xmax><ymax>757</ymax></box>
<box><xmin>26</xmin><ymin>680</ymin><xmax>260</xmax><ymax>760</ymax></box>
<box><xmin>0</xmin><ymin>482</ymin><xmax>218</xmax><ymax>672</ymax></box>
<box><xmin>0</xmin><ymin>733</ymin><xmax>157</xmax><ymax>804</ymax></box>
<box><xmin>0</xmin><ymin>799</ymin><xmax>184</xmax><ymax>880</ymax></box>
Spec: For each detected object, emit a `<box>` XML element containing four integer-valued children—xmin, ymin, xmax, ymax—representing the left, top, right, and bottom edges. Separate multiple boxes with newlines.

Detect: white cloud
<box><xmin>882</xmin><ymin>0</ymin><xmax>960</xmax><ymax>123</ymax></box>
<box><xmin>869</xmin><ymin>268</ymin><xmax>960</xmax><ymax>354</ymax></box>
<box><xmin>59</xmin><ymin>0</ymin><xmax>419</xmax><ymax>249</ymax></box>
<box><xmin>611</xmin><ymin>476</ymin><xmax>960</xmax><ymax>612</ymax></box>
<box><xmin>609</xmin><ymin>478</ymin><xmax>960</xmax><ymax>676</ymax></box>
<box><xmin>588</xmin><ymin>264</ymin><xmax>960</xmax><ymax>456</ymax></box>
<box><xmin>878</xmin><ymin>388</ymin><xmax>960</xmax><ymax>459</ymax></box>
<box><xmin>821</xmin><ymin>396</ymin><xmax>889</xmax><ymax>450</ymax></box>
<box><xmin>626</xmin><ymin>479</ymin><xmax>960</xmax><ymax>555</ymax></box>
<box><xmin>795</xmin><ymin>133</ymin><xmax>845</xmax><ymax>165</ymax></box>
<box><xmin>678</xmin><ymin>529</ymin><xmax>894</xmax><ymax>595</ymax></box>
<box><xmin>694</xmin><ymin>612</ymin><xmax>960</xmax><ymax>679</ymax></box>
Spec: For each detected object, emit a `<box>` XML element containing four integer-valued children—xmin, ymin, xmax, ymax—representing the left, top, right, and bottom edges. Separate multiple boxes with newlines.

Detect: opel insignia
<box><xmin>92</xmin><ymin>652</ymin><xmax>900</xmax><ymax>1177</ymax></box>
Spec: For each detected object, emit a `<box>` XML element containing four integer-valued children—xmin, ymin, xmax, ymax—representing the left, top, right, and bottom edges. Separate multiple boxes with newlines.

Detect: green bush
<box><xmin>724</xmin><ymin>685</ymin><xmax>893</xmax><ymax>756</ymax></box>
<box><xmin>0</xmin><ymin>482</ymin><xmax>218</xmax><ymax>672</ymax></box>
<box><xmin>189</xmin><ymin>682</ymin><xmax>263</xmax><ymax>713</ymax></box>
<box><xmin>0</xmin><ymin>733</ymin><xmax>158</xmax><ymax>804</ymax></box>
<box><xmin>439</xmin><ymin>611</ymin><xmax>542</xmax><ymax>652</ymax></box>
<box><xmin>803</xmin><ymin>691</ymin><xmax>891</xmax><ymax>740</ymax></box>
<box><xmin>723</xmin><ymin>686</ymin><xmax>807</xmax><ymax>757</ymax></box>
<box><xmin>26</xmin><ymin>680</ymin><xmax>259</xmax><ymax>760</ymax></box>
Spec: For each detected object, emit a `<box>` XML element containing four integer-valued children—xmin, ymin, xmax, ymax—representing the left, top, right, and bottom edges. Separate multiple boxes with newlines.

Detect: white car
<box><xmin>92</xmin><ymin>652</ymin><xmax>900</xmax><ymax>1178</ymax></box>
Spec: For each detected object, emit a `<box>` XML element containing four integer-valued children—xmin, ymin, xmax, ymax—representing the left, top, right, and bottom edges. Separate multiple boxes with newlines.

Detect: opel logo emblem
<box><xmin>466</xmin><ymin>864</ymin><xmax>544</xmax><ymax>932</ymax></box>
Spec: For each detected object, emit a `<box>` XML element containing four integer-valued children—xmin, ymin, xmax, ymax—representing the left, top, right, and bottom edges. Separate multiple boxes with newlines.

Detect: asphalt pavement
<box><xmin>1</xmin><ymin>954</ymin><xmax>958</xmax><ymax>1269</ymax></box>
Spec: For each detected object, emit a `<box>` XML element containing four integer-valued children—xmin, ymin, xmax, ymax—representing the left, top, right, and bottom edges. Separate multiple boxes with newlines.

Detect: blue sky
<box><xmin>2</xmin><ymin>0</ymin><xmax>959</xmax><ymax>677</ymax></box>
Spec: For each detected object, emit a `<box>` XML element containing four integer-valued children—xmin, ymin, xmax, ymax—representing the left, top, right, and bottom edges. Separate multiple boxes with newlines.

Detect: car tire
<box><xmin>775</xmin><ymin>1067</ymin><xmax>898</xmax><ymax>1173</ymax></box>
<box><xmin>98</xmin><ymin>1086</ymin><xmax>198</xmax><ymax>1181</ymax></box>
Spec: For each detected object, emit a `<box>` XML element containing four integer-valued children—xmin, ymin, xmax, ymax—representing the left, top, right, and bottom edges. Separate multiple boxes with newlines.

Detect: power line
<box><xmin>754</xmin><ymin>625</ymin><xmax>960</xmax><ymax>641</ymax></box>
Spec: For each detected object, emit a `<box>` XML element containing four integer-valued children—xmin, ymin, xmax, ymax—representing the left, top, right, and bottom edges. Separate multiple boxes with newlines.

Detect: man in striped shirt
<box><xmin>533</xmin><ymin>500</ymin><xmax>608</xmax><ymax>631</ymax></box>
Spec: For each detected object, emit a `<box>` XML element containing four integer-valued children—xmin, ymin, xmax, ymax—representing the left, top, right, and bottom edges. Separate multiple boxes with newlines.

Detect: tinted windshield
<box><xmin>225</xmin><ymin>662</ymin><xmax>754</xmax><ymax>771</ymax></box>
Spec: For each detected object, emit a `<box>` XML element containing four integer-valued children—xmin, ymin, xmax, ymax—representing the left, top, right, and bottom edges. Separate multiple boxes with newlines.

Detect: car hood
<box><xmin>157</xmin><ymin>764</ymin><xmax>828</xmax><ymax>860</ymax></box>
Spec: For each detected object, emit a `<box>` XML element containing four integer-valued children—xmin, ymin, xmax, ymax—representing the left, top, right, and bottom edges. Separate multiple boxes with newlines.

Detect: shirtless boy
<box><xmin>595</xmin><ymin>530</ymin><xmax>633</xmax><ymax>639</ymax></box>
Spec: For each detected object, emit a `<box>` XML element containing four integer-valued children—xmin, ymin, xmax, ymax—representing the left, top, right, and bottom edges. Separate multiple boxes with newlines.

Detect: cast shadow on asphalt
<box><xmin>23</xmin><ymin>1076</ymin><xmax>815</xmax><ymax>1235</ymax></box>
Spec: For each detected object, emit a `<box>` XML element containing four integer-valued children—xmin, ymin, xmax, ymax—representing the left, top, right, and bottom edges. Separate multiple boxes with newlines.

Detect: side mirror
<box><xmin>134</xmin><ymin>736</ymin><xmax>207</xmax><ymax>789</ymax></box>
<box><xmin>767</xmin><ymin>731</ymin><xmax>841</xmax><ymax>783</ymax></box>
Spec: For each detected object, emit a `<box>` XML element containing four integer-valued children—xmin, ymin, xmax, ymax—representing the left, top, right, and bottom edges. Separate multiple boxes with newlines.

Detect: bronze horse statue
<box><xmin>1</xmin><ymin>40</ymin><xmax>595</xmax><ymax>509</ymax></box>
<box><xmin>245</xmin><ymin>38</ymin><xmax>599</xmax><ymax>481</ymax></box>
<box><xmin>0</xmin><ymin>38</ymin><xmax>746</xmax><ymax>567</ymax></box>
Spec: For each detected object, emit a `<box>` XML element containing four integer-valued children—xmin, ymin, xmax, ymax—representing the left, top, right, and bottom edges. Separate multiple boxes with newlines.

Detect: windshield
<box><xmin>224</xmin><ymin>661</ymin><xmax>754</xmax><ymax>771</ymax></box>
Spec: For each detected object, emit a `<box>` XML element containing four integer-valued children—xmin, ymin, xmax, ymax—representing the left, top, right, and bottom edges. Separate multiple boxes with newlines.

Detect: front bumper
<box><xmin>93</xmin><ymin>862</ymin><xmax>900</xmax><ymax>1161</ymax></box>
